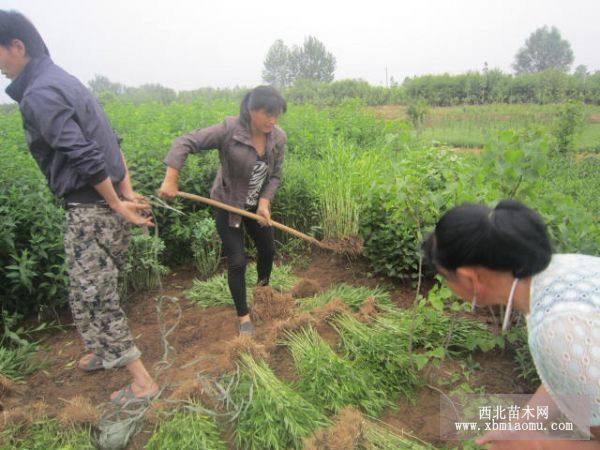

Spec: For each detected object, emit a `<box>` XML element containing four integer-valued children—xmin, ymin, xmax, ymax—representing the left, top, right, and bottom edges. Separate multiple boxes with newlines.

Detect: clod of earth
<box><xmin>225</xmin><ymin>335</ymin><xmax>268</xmax><ymax>367</ymax></box>
<box><xmin>57</xmin><ymin>395</ymin><xmax>101</xmax><ymax>427</ymax></box>
<box><xmin>311</xmin><ymin>298</ymin><xmax>351</xmax><ymax>322</ymax></box>
<box><xmin>304</xmin><ymin>406</ymin><xmax>365</xmax><ymax>450</ymax></box>
<box><xmin>251</xmin><ymin>285</ymin><xmax>295</xmax><ymax>322</ymax></box>
<box><xmin>290</xmin><ymin>278</ymin><xmax>321</xmax><ymax>299</ymax></box>
<box><xmin>319</xmin><ymin>236</ymin><xmax>364</xmax><ymax>256</ymax></box>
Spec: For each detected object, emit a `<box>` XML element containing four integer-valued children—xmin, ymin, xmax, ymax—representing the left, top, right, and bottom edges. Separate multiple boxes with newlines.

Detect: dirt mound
<box><xmin>356</xmin><ymin>296</ymin><xmax>379</xmax><ymax>323</ymax></box>
<box><xmin>1</xmin><ymin>401</ymin><xmax>48</xmax><ymax>433</ymax></box>
<box><xmin>290</xmin><ymin>278</ymin><xmax>321</xmax><ymax>299</ymax></box>
<box><xmin>311</xmin><ymin>298</ymin><xmax>351</xmax><ymax>322</ymax></box>
<box><xmin>319</xmin><ymin>236</ymin><xmax>363</xmax><ymax>256</ymax></box>
<box><xmin>251</xmin><ymin>286</ymin><xmax>294</xmax><ymax>322</ymax></box>
<box><xmin>57</xmin><ymin>396</ymin><xmax>101</xmax><ymax>427</ymax></box>
<box><xmin>224</xmin><ymin>335</ymin><xmax>268</xmax><ymax>366</ymax></box>
<box><xmin>305</xmin><ymin>406</ymin><xmax>365</xmax><ymax>450</ymax></box>
<box><xmin>0</xmin><ymin>375</ymin><xmax>16</xmax><ymax>398</ymax></box>
<box><xmin>275</xmin><ymin>313</ymin><xmax>317</xmax><ymax>339</ymax></box>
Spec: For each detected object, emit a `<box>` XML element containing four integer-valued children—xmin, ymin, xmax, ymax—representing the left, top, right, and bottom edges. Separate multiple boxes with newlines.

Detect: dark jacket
<box><xmin>164</xmin><ymin>116</ymin><xmax>286</xmax><ymax>227</ymax></box>
<box><xmin>5</xmin><ymin>56</ymin><xmax>125</xmax><ymax>203</ymax></box>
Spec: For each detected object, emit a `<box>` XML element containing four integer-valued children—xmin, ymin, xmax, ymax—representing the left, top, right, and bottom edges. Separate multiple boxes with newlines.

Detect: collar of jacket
<box><xmin>231</xmin><ymin>119</ymin><xmax>276</xmax><ymax>156</ymax></box>
<box><xmin>5</xmin><ymin>56</ymin><xmax>52</xmax><ymax>103</ymax></box>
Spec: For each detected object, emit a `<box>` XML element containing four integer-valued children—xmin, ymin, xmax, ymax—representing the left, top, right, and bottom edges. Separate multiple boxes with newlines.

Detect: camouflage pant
<box><xmin>64</xmin><ymin>205</ymin><xmax>141</xmax><ymax>369</ymax></box>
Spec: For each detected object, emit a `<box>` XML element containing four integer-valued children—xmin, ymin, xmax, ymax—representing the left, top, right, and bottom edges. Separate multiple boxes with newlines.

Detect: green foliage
<box><xmin>506</xmin><ymin>323</ymin><xmax>541</xmax><ymax>388</ymax></box>
<box><xmin>189</xmin><ymin>211</ymin><xmax>221</xmax><ymax>279</ymax></box>
<box><xmin>0</xmin><ymin>312</ymin><xmax>46</xmax><ymax>381</ymax></box>
<box><xmin>185</xmin><ymin>264</ymin><xmax>297</xmax><ymax>308</ymax></box>
<box><xmin>552</xmin><ymin>101</ymin><xmax>588</xmax><ymax>154</ymax></box>
<box><xmin>299</xmin><ymin>283</ymin><xmax>392</xmax><ymax>312</ymax></box>
<box><xmin>332</xmin><ymin>284</ymin><xmax>501</xmax><ymax>401</ymax></box>
<box><xmin>145</xmin><ymin>410</ymin><xmax>226</xmax><ymax>450</ymax></box>
<box><xmin>0</xmin><ymin>419</ymin><xmax>94</xmax><ymax>450</ymax></box>
<box><xmin>121</xmin><ymin>232</ymin><xmax>169</xmax><ymax>296</ymax></box>
<box><xmin>285</xmin><ymin>326</ymin><xmax>393</xmax><ymax>415</ymax></box>
<box><xmin>479</xmin><ymin>127</ymin><xmax>550</xmax><ymax>197</ymax></box>
<box><xmin>232</xmin><ymin>354</ymin><xmax>329</xmax><ymax>450</ymax></box>
<box><xmin>406</xmin><ymin>99</ymin><xmax>430</xmax><ymax>130</ymax></box>
<box><xmin>332</xmin><ymin>313</ymin><xmax>421</xmax><ymax>400</ymax></box>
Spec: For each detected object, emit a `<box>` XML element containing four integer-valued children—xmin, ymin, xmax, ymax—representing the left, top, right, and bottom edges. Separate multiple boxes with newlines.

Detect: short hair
<box><xmin>422</xmin><ymin>199</ymin><xmax>552</xmax><ymax>278</ymax></box>
<box><xmin>0</xmin><ymin>10</ymin><xmax>49</xmax><ymax>57</ymax></box>
<box><xmin>239</xmin><ymin>85</ymin><xmax>287</xmax><ymax>128</ymax></box>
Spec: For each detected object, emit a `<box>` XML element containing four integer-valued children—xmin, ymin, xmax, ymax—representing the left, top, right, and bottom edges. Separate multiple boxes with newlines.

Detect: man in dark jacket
<box><xmin>0</xmin><ymin>10</ymin><xmax>158</xmax><ymax>404</ymax></box>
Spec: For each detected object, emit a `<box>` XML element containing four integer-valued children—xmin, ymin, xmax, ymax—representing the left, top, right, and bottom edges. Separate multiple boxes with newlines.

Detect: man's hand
<box><xmin>112</xmin><ymin>199</ymin><xmax>154</xmax><ymax>227</ymax></box>
<box><xmin>256</xmin><ymin>198</ymin><xmax>271</xmax><ymax>227</ymax></box>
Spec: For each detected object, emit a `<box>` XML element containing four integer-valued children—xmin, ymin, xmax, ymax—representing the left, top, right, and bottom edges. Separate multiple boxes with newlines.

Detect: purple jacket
<box><xmin>6</xmin><ymin>56</ymin><xmax>125</xmax><ymax>203</ymax></box>
<box><xmin>164</xmin><ymin>116</ymin><xmax>286</xmax><ymax>227</ymax></box>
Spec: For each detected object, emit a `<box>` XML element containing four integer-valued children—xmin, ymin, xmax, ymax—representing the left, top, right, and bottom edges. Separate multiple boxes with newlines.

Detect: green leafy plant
<box><xmin>190</xmin><ymin>214</ymin><xmax>221</xmax><ymax>279</ymax></box>
<box><xmin>552</xmin><ymin>100</ymin><xmax>587</xmax><ymax>154</ymax></box>
<box><xmin>121</xmin><ymin>232</ymin><xmax>169</xmax><ymax>297</ymax></box>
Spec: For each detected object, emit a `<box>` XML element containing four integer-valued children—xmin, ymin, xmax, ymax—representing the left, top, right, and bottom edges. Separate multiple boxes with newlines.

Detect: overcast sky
<box><xmin>1</xmin><ymin>0</ymin><xmax>599</xmax><ymax>103</ymax></box>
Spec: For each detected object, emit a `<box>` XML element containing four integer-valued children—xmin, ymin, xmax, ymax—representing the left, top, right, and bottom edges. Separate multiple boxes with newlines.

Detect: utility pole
<box><xmin>385</xmin><ymin>67</ymin><xmax>389</xmax><ymax>88</ymax></box>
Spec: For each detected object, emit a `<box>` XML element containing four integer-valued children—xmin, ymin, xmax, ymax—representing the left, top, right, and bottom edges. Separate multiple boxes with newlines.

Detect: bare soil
<box><xmin>1</xmin><ymin>251</ymin><xmax>528</xmax><ymax>449</ymax></box>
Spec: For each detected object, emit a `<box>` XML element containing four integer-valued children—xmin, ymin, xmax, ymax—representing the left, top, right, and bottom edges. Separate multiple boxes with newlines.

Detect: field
<box><xmin>1</xmin><ymin>96</ymin><xmax>599</xmax><ymax>449</ymax></box>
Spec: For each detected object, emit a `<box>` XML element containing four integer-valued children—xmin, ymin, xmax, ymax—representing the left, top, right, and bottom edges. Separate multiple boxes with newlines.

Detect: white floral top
<box><xmin>527</xmin><ymin>254</ymin><xmax>600</xmax><ymax>428</ymax></box>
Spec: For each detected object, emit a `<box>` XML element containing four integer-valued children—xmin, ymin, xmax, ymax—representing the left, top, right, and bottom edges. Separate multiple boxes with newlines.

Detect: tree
<box><xmin>574</xmin><ymin>64</ymin><xmax>589</xmax><ymax>77</ymax></box>
<box><xmin>262</xmin><ymin>39</ymin><xmax>293</xmax><ymax>88</ymax></box>
<box><xmin>290</xmin><ymin>36</ymin><xmax>336</xmax><ymax>83</ymax></box>
<box><xmin>88</xmin><ymin>74</ymin><xmax>125</xmax><ymax>96</ymax></box>
<box><xmin>513</xmin><ymin>26</ymin><xmax>574</xmax><ymax>74</ymax></box>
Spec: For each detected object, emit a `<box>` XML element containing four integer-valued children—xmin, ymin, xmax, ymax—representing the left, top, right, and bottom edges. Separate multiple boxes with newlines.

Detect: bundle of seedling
<box><xmin>185</xmin><ymin>263</ymin><xmax>297</xmax><ymax>308</ymax></box>
<box><xmin>304</xmin><ymin>406</ymin><xmax>433</xmax><ymax>450</ymax></box>
<box><xmin>145</xmin><ymin>408</ymin><xmax>227</xmax><ymax>450</ymax></box>
<box><xmin>299</xmin><ymin>283</ymin><xmax>393</xmax><ymax>312</ymax></box>
<box><xmin>332</xmin><ymin>313</ymin><xmax>421</xmax><ymax>401</ymax></box>
<box><xmin>228</xmin><ymin>353</ymin><xmax>329</xmax><ymax>450</ymax></box>
<box><xmin>284</xmin><ymin>326</ymin><xmax>392</xmax><ymax>416</ymax></box>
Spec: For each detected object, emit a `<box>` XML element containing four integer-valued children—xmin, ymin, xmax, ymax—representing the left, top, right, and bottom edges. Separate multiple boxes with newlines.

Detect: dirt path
<box><xmin>2</xmin><ymin>252</ymin><xmax>526</xmax><ymax>448</ymax></box>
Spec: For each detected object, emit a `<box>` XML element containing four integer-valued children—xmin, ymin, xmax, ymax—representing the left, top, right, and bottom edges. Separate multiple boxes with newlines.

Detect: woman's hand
<box><xmin>256</xmin><ymin>198</ymin><xmax>272</xmax><ymax>227</ymax></box>
<box><xmin>158</xmin><ymin>167</ymin><xmax>181</xmax><ymax>200</ymax></box>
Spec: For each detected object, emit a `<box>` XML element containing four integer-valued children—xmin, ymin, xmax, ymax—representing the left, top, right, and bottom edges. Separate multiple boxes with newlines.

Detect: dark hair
<box><xmin>0</xmin><ymin>10</ymin><xmax>49</xmax><ymax>57</ymax></box>
<box><xmin>422</xmin><ymin>199</ymin><xmax>552</xmax><ymax>278</ymax></box>
<box><xmin>239</xmin><ymin>85</ymin><xmax>287</xmax><ymax>128</ymax></box>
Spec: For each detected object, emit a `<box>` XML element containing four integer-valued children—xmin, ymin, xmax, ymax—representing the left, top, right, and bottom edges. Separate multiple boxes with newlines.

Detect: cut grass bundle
<box><xmin>145</xmin><ymin>409</ymin><xmax>227</xmax><ymax>450</ymax></box>
<box><xmin>231</xmin><ymin>353</ymin><xmax>329</xmax><ymax>450</ymax></box>
<box><xmin>285</xmin><ymin>326</ymin><xmax>392</xmax><ymax>416</ymax></box>
<box><xmin>305</xmin><ymin>406</ymin><xmax>433</xmax><ymax>450</ymax></box>
<box><xmin>332</xmin><ymin>314</ymin><xmax>421</xmax><ymax>401</ymax></box>
<box><xmin>186</xmin><ymin>263</ymin><xmax>297</xmax><ymax>308</ymax></box>
<box><xmin>375</xmin><ymin>304</ymin><xmax>500</xmax><ymax>356</ymax></box>
<box><xmin>0</xmin><ymin>416</ymin><xmax>94</xmax><ymax>449</ymax></box>
<box><xmin>299</xmin><ymin>283</ymin><xmax>392</xmax><ymax>312</ymax></box>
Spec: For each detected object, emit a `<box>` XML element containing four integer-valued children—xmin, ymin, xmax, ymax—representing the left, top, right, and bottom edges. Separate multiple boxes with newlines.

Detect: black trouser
<box><xmin>214</xmin><ymin>207</ymin><xmax>275</xmax><ymax>317</ymax></box>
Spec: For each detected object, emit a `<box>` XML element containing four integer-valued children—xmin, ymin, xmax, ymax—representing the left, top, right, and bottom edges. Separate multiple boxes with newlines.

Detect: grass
<box><xmin>374</xmin><ymin>103</ymin><xmax>600</xmax><ymax>151</ymax></box>
<box><xmin>0</xmin><ymin>418</ymin><xmax>94</xmax><ymax>450</ymax></box>
<box><xmin>298</xmin><ymin>283</ymin><xmax>393</xmax><ymax>312</ymax></box>
<box><xmin>231</xmin><ymin>353</ymin><xmax>329</xmax><ymax>450</ymax></box>
<box><xmin>284</xmin><ymin>326</ymin><xmax>392</xmax><ymax>416</ymax></box>
<box><xmin>145</xmin><ymin>409</ymin><xmax>227</xmax><ymax>450</ymax></box>
<box><xmin>185</xmin><ymin>263</ymin><xmax>297</xmax><ymax>308</ymax></box>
